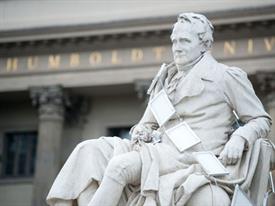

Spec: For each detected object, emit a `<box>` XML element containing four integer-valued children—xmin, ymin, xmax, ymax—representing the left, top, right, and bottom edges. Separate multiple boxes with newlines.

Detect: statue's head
<box><xmin>170</xmin><ymin>13</ymin><xmax>214</xmax><ymax>65</ymax></box>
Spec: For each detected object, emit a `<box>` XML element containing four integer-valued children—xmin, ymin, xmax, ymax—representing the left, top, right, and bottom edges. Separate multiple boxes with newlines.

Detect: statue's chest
<box><xmin>173</xmin><ymin>81</ymin><xmax>228</xmax><ymax>117</ymax></box>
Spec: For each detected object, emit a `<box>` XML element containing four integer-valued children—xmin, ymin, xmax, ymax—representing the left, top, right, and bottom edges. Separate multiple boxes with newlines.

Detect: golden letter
<box><xmin>27</xmin><ymin>56</ymin><xmax>38</xmax><ymax>70</ymax></box>
<box><xmin>111</xmin><ymin>50</ymin><xmax>121</xmax><ymax>64</ymax></box>
<box><xmin>6</xmin><ymin>58</ymin><xmax>18</xmax><ymax>72</ymax></box>
<box><xmin>247</xmin><ymin>39</ymin><xmax>254</xmax><ymax>54</ymax></box>
<box><xmin>264</xmin><ymin>37</ymin><xmax>275</xmax><ymax>52</ymax></box>
<box><xmin>153</xmin><ymin>47</ymin><xmax>165</xmax><ymax>61</ymax></box>
<box><xmin>131</xmin><ymin>49</ymin><xmax>143</xmax><ymax>62</ymax></box>
<box><xmin>70</xmin><ymin>53</ymin><xmax>80</xmax><ymax>68</ymax></box>
<box><xmin>48</xmin><ymin>55</ymin><xmax>60</xmax><ymax>69</ymax></box>
<box><xmin>224</xmin><ymin>41</ymin><xmax>236</xmax><ymax>55</ymax></box>
<box><xmin>89</xmin><ymin>52</ymin><xmax>102</xmax><ymax>65</ymax></box>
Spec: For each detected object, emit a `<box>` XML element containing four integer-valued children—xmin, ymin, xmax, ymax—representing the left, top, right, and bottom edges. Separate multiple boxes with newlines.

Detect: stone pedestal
<box><xmin>30</xmin><ymin>86</ymin><xmax>67</xmax><ymax>206</ymax></box>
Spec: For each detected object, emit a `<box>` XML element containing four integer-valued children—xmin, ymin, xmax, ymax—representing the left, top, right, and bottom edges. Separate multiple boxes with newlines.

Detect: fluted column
<box><xmin>30</xmin><ymin>85</ymin><xmax>68</xmax><ymax>206</ymax></box>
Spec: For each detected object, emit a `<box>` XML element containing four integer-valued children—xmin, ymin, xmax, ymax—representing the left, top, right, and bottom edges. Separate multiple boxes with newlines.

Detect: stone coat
<box><xmin>47</xmin><ymin>52</ymin><xmax>271</xmax><ymax>206</ymax></box>
<box><xmin>143</xmin><ymin>52</ymin><xmax>270</xmax><ymax>154</ymax></box>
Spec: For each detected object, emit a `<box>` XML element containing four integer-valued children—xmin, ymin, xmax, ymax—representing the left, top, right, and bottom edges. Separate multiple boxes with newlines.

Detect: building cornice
<box><xmin>0</xmin><ymin>5</ymin><xmax>275</xmax><ymax>44</ymax></box>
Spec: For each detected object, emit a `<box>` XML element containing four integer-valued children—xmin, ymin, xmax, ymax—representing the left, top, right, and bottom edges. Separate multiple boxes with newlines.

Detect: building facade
<box><xmin>0</xmin><ymin>1</ymin><xmax>275</xmax><ymax>206</ymax></box>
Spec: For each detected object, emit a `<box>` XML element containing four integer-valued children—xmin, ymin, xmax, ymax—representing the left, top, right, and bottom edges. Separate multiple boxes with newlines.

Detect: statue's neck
<box><xmin>176</xmin><ymin>53</ymin><xmax>204</xmax><ymax>74</ymax></box>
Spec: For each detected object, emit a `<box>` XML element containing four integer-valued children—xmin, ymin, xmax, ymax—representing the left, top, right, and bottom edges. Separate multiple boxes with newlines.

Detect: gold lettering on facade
<box><xmin>89</xmin><ymin>52</ymin><xmax>102</xmax><ymax>65</ymax></box>
<box><xmin>224</xmin><ymin>41</ymin><xmax>236</xmax><ymax>55</ymax></box>
<box><xmin>6</xmin><ymin>58</ymin><xmax>18</xmax><ymax>72</ymax></box>
<box><xmin>48</xmin><ymin>55</ymin><xmax>61</xmax><ymax>69</ymax></box>
<box><xmin>111</xmin><ymin>50</ymin><xmax>121</xmax><ymax>64</ymax></box>
<box><xmin>131</xmin><ymin>49</ymin><xmax>143</xmax><ymax>62</ymax></box>
<box><xmin>70</xmin><ymin>53</ymin><xmax>80</xmax><ymax>68</ymax></box>
<box><xmin>27</xmin><ymin>56</ymin><xmax>38</xmax><ymax>70</ymax></box>
<box><xmin>247</xmin><ymin>39</ymin><xmax>254</xmax><ymax>54</ymax></box>
<box><xmin>153</xmin><ymin>47</ymin><xmax>165</xmax><ymax>61</ymax></box>
<box><xmin>264</xmin><ymin>37</ymin><xmax>275</xmax><ymax>51</ymax></box>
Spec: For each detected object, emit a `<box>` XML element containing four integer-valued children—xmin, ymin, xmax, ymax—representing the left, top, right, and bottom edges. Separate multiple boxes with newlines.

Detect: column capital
<box><xmin>254</xmin><ymin>72</ymin><xmax>275</xmax><ymax>108</ymax></box>
<box><xmin>30</xmin><ymin>85</ymin><xmax>89</xmax><ymax>124</ymax></box>
<box><xmin>134</xmin><ymin>79</ymin><xmax>151</xmax><ymax>102</ymax></box>
<box><xmin>30</xmin><ymin>85</ymin><xmax>69</xmax><ymax>120</ymax></box>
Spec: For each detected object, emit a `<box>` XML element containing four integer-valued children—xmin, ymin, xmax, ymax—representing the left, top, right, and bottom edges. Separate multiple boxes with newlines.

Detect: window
<box><xmin>1</xmin><ymin>131</ymin><xmax>37</xmax><ymax>178</ymax></box>
<box><xmin>108</xmin><ymin>126</ymin><xmax>132</xmax><ymax>140</ymax></box>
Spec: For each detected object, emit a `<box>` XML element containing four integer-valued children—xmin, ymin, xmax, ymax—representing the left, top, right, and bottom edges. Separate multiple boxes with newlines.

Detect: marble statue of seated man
<box><xmin>46</xmin><ymin>13</ymin><xmax>271</xmax><ymax>206</ymax></box>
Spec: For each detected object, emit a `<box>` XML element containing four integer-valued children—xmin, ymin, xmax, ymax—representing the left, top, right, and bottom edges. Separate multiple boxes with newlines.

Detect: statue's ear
<box><xmin>199</xmin><ymin>41</ymin><xmax>207</xmax><ymax>53</ymax></box>
<box><xmin>204</xmin><ymin>40</ymin><xmax>212</xmax><ymax>51</ymax></box>
<box><xmin>198</xmin><ymin>31</ymin><xmax>213</xmax><ymax>51</ymax></box>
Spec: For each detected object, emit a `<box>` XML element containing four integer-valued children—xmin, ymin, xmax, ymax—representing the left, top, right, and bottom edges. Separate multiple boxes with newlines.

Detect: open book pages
<box><xmin>165</xmin><ymin>121</ymin><xmax>201</xmax><ymax>152</ymax></box>
<box><xmin>194</xmin><ymin>151</ymin><xmax>229</xmax><ymax>176</ymax></box>
<box><xmin>149</xmin><ymin>89</ymin><xmax>176</xmax><ymax>127</ymax></box>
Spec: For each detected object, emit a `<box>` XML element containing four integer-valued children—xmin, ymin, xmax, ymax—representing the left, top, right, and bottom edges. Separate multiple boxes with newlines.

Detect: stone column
<box><xmin>30</xmin><ymin>85</ymin><xmax>68</xmax><ymax>206</ymax></box>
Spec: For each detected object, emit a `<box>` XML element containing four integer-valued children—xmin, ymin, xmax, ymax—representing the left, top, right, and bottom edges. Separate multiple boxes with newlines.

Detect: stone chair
<box><xmin>75</xmin><ymin>139</ymin><xmax>274</xmax><ymax>206</ymax></box>
<box><xmin>186</xmin><ymin>139</ymin><xmax>274</xmax><ymax>206</ymax></box>
<box><xmin>250</xmin><ymin>139</ymin><xmax>273</xmax><ymax>206</ymax></box>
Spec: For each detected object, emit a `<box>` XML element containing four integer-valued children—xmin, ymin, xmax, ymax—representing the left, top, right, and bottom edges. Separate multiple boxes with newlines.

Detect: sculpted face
<box><xmin>171</xmin><ymin>22</ymin><xmax>205</xmax><ymax>66</ymax></box>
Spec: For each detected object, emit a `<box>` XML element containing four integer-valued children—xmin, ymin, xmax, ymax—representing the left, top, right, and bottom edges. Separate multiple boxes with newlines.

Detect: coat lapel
<box><xmin>173</xmin><ymin>52</ymin><xmax>217</xmax><ymax>105</ymax></box>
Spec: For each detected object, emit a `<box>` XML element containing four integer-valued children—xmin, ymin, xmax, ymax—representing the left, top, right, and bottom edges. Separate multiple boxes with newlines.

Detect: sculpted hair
<box><xmin>174</xmin><ymin>13</ymin><xmax>214</xmax><ymax>51</ymax></box>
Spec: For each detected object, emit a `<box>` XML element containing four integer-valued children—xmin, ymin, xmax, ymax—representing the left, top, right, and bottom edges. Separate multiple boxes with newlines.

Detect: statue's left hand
<box><xmin>130</xmin><ymin>124</ymin><xmax>152</xmax><ymax>148</ymax></box>
<box><xmin>218</xmin><ymin>135</ymin><xmax>246</xmax><ymax>165</ymax></box>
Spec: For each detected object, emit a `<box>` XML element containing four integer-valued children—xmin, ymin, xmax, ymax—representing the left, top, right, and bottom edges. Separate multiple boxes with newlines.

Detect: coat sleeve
<box><xmin>221</xmin><ymin>67</ymin><xmax>272</xmax><ymax>146</ymax></box>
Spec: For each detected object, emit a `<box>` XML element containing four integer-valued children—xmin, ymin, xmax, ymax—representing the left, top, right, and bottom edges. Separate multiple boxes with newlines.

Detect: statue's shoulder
<box><xmin>213</xmin><ymin>63</ymin><xmax>251</xmax><ymax>93</ymax></box>
<box><xmin>215</xmin><ymin>62</ymin><xmax>248</xmax><ymax>82</ymax></box>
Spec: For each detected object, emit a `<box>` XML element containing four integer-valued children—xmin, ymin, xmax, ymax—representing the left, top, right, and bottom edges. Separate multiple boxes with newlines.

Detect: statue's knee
<box><xmin>186</xmin><ymin>184</ymin><xmax>230</xmax><ymax>206</ymax></box>
<box><xmin>105</xmin><ymin>155</ymin><xmax>135</xmax><ymax>184</ymax></box>
<box><xmin>76</xmin><ymin>139</ymin><xmax>95</xmax><ymax>149</ymax></box>
<box><xmin>75</xmin><ymin>139</ymin><xmax>104</xmax><ymax>153</ymax></box>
